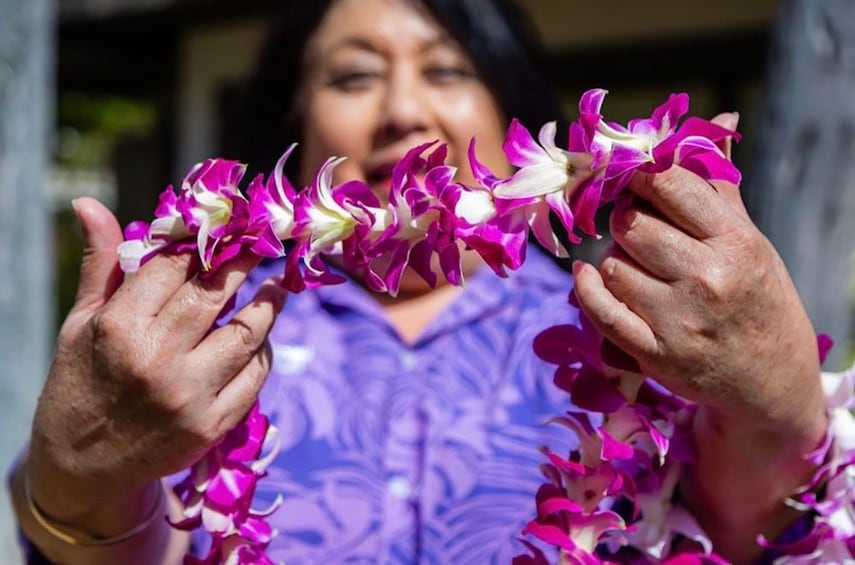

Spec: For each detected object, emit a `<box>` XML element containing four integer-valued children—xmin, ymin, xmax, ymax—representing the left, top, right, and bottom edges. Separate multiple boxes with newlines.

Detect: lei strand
<box><xmin>117</xmin><ymin>88</ymin><xmax>855</xmax><ymax>564</ymax></box>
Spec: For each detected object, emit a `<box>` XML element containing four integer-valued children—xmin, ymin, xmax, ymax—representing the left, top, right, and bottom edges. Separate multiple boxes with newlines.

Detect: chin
<box><xmin>394</xmin><ymin>248</ymin><xmax>485</xmax><ymax>297</ymax></box>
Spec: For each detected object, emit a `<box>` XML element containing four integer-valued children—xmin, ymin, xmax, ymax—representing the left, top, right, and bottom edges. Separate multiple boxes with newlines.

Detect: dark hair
<box><xmin>236</xmin><ymin>0</ymin><xmax>566</xmax><ymax>180</ymax></box>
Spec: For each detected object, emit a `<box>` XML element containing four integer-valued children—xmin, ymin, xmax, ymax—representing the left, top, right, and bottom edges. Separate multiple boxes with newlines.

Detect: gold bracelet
<box><xmin>24</xmin><ymin>475</ymin><xmax>166</xmax><ymax>546</ymax></box>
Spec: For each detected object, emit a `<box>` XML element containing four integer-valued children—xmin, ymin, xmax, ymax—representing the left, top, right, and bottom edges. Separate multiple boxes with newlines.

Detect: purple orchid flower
<box><xmin>114</xmin><ymin>88</ymin><xmax>853</xmax><ymax>565</ymax></box>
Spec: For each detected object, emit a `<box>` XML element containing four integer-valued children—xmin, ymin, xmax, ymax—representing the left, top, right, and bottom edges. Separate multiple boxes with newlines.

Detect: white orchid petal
<box><xmin>494</xmin><ymin>162</ymin><xmax>569</xmax><ymax>198</ymax></box>
<box><xmin>537</xmin><ymin>121</ymin><xmax>571</xmax><ymax>164</ymax></box>
<box><xmin>455</xmin><ymin>189</ymin><xmax>496</xmax><ymax>224</ymax></box>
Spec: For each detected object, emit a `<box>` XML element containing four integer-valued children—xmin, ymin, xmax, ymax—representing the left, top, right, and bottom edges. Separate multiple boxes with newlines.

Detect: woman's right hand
<box><xmin>23</xmin><ymin>197</ymin><xmax>286</xmax><ymax>542</ymax></box>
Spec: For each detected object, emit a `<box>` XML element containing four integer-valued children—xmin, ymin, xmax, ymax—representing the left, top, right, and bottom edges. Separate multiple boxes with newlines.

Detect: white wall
<box><xmin>527</xmin><ymin>0</ymin><xmax>777</xmax><ymax>48</ymax></box>
<box><xmin>176</xmin><ymin>18</ymin><xmax>266</xmax><ymax>177</ymax></box>
<box><xmin>0</xmin><ymin>0</ymin><xmax>54</xmax><ymax>562</ymax></box>
<box><xmin>174</xmin><ymin>2</ymin><xmax>778</xmax><ymax>177</ymax></box>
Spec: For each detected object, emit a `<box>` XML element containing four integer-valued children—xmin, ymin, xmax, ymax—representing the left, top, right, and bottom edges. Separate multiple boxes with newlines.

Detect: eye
<box><xmin>424</xmin><ymin>65</ymin><xmax>473</xmax><ymax>85</ymax></box>
<box><xmin>327</xmin><ymin>70</ymin><xmax>381</xmax><ymax>92</ymax></box>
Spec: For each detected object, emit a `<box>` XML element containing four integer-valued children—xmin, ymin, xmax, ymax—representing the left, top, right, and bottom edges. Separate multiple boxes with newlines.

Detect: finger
<box><xmin>187</xmin><ymin>278</ymin><xmax>286</xmax><ymax>392</ymax></box>
<box><xmin>572</xmin><ymin>260</ymin><xmax>659</xmax><ymax>363</ymax></box>
<box><xmin>610</xmin><ymin>196</ymin><xmax>705</xmax><ymax>280</ymax></box>
<box><xmin>710</xmin><ymin>112</ymin><xmax>739</xmax><ymax>159</ymax></box>
<box><xmin>110</xmin><ymin>252</ymin><xmax>199</xmax><ymax>318</ymax></box>
<box><xmin>709</xmin><ymin>112</ymin><xmax>749</xmax><ymax>217</ymax></box>
<box><xmin>71</xmin><ymin>198</ymin><xmax>125</xmax><ymax>314</ymax></box>
<box><xmin>627</xmin><ymin>167</ymin><xmax>736</xmax><ymax>240</ymax></box>
<box><xmin>210</xmin><ymin>339</ymin><xmax>274</xmax><ymax>436</ymax></box>
<box><xmin>152</xmin><ymin>251</ymin><xmax>265</xmax><ymax>351</ymax></box>
<box><xmin>597</xmin><ymin>245</ymin><xmax>673</xmax><ymax>324</ymax></box>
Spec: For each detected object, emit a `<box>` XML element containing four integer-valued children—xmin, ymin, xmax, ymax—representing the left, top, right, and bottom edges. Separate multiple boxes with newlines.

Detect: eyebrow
<box><xmin>318</xmin><ymin>33</ymin><xmax>460</xmax><ymax>61</ymax></box>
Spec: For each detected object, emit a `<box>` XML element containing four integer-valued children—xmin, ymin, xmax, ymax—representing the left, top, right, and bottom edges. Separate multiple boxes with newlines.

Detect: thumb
<box><xmin>71</xmin><ymin>197</ymin><xmax>125</xmax><ymax>313</ymax></box>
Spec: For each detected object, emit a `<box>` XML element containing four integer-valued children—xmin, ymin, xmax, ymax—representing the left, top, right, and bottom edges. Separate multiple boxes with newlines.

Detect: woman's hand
<box><xmin>572</xmin><ymin>114</ymin><xmax>826</xmax><ymax>561</ymax></box>
<box><xmin>23</xmin><ymin>197</ymin><xmax>286</xmax><ymax>545</ymax></box>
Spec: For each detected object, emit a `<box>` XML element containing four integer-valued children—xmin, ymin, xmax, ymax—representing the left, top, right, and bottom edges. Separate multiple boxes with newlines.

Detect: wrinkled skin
<box><xmin>573</xmin><ymin>114</ymin><xmax>826</xmax><ymax>563</ymax></box>
<box><xmin>16</xmin><ymin>0</ymin><xmax>511</xmax><ymax>560</ymax></box>
<box><xmin>23</xmin><ymin>198</ymin><xmax>285</xmax><ymax>560</ymax></box>
<box><xmin>13</xmin><ymin>2</ymin><xmax>827</xmax><ymax>562</ymax></box>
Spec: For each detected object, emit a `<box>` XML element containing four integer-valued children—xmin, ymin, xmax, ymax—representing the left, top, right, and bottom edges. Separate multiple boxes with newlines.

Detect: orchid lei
<box><xmin>118</xmin><ymin>89</ymin><xmax>855</xmax><ymax>564</ymax></box>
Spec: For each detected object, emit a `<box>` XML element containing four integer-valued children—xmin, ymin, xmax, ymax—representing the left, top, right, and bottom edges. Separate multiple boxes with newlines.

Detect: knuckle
<box><xmin>182</xmin><ymin>419</ymin><xmax>224</xmax><ymax>449</ymax></box>
<box><xmin>609</xmin><ymin>205</ymin><xmax>633</xmax><ymax>237</ymax></box>
<box><xmin>696</xmin><ymin>264</ymin><xmax>732</xmax><ymax>303</ymax></box>
<box><xmin>91</xmin><ymin>312</ymin><xmax>148</xmax><ymax>375</ymax></box>
<box><xmin>91</xmin><ymin>308</ymin><xmax>126</xmax><ymax>342</ymax></box>
<box><xmin>200</xmin><ymin>427</ymin><xmax>226</xmax><ymax>447</ymax></box>
<box><xmin>157</xmin><ymin>387</ymin><xmax>195</xmax><ymax>416</ymax></box>
<box><xmin>649</xmin><ymin>168</ymin><xmax>682</xmax><ymax>201</ymax></box>
<box><xmin>160</xmin><ymin>252</ymin><xmax>195</xmax><ymax>277</ymax></box>
<box><xmin>599</xmin><ymin>254</ymin><xmax>622</xmax><ymax>289</ymax></box>
<box><xmin>249</xmin><ymin>348</ymin><xmax>272</xmax><ymax>388</ymax></box>
<box><xmin>596</xmin><ymin>301</ymin><xmax>626</xmax><ymax>335</ymax></box>
<box><xmin>187</xmin><ymin>280</ymin><xmax>229</xmax><ymax>311</ymax></box>
<box><xmin>232</xmin><ymin>319</ymin><xmax>262</xmax><ymax>349</ymax></box>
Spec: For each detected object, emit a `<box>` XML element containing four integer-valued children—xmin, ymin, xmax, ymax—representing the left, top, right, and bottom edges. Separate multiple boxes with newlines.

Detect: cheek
<box><xmin>438</xmin><ymin>89</ymin><xmax>512</xmax><ymax>183</ymax></box>
<box><xmin>300</xmin><ymin>92</ymin><xmax>376</xmax><ymax>183</ymax></box>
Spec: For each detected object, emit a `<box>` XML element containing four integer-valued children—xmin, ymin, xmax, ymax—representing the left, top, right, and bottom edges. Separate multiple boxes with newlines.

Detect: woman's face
<box><xmin>299</xmin><ymin>0</ymin><xmax>513</xmax><ymax>194</ymax></box>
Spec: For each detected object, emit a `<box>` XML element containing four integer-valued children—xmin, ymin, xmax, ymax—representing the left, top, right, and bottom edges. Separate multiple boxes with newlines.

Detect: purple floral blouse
<box><xmin>15</xmin><ymin>248</ymin><xmax>578</xmax><ymax>564</ymax></box>
<box><xmin>236</xmin><ymin>249</ymin><xmax>578</xmax><ymax>563</ymax></box>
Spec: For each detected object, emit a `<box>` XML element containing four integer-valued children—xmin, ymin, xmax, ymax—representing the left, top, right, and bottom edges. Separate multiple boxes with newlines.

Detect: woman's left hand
<box><xmin>571</xmin><ymin>113</ymin><xmax>827</xmax><ymax>561</ymax></box>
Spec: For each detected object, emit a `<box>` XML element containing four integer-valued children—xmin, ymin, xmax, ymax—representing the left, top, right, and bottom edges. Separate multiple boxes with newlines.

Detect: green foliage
<box><xmin>56</xmin><ymin>92</ymin><xmax>156</xmax><ymax>168</ymax></box>
<box><xmin>53</xmin><ymin>92</ymin><xmax>156</xmax><ymax>324</ymax></box>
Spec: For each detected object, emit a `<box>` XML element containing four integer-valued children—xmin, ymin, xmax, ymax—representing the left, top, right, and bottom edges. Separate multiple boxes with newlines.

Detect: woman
<box><xmin>9</xmin><ymin>0</ymin><xmax>828</xmax><ymax>563</ymax></box>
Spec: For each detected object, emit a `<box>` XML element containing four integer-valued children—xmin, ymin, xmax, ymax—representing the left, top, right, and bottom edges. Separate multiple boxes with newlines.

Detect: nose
<box><xmin>375</xmin><ymin>67</ymin><xmax>431</xmax><ymax>145</ymax></box>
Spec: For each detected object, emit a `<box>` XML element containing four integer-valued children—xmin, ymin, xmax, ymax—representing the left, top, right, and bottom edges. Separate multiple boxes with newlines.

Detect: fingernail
<box><xmin>258</xmin><ymin>279</ymin><xmax>288</xmax><ymax>313</ymax></box>
<box><xmin>71</xmin><ymin>198</ymin><xmax>82</xmax><ymax>221</ymax></box>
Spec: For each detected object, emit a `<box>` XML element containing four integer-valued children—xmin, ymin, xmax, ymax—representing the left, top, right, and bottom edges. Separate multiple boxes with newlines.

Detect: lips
<box><xmin>366</xmin><ymin>162</ymin><xmax>395</xmax><ymax>184</ymax></box>
<box><xmin>364</xmin><ymin>143</ymin><xmax>455</xmax><ymax>195</ymax></box>
<box><xmin>365</xmin><ymin>162</ymin><xmax>396</xmax><ymax>194</ymax></box>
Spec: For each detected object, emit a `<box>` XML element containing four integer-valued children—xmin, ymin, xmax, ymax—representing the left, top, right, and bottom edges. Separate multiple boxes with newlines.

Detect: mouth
<box><xmin>365</xmin><ymin>162</ymin><xmax>396</xmax><ymax>194</ymax></box>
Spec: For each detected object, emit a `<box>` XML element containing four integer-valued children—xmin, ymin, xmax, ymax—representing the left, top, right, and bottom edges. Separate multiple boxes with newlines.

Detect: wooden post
<box><xmin>0</xmin><ymin>0</ymin><xmax>54</xmax><ymax>559</ymax></box>
<box><xmin>746</xmin><ymin>0</ymin><xmax>855</xmax><ymax>370</ymax></box>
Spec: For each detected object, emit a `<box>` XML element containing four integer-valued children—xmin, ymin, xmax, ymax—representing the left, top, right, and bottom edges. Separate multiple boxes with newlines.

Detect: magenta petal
<box><xmin>568</xmin><ymin>179</ymin><xmax>603</xmax><ymax>238</ymax></box>
<box><xmin>458</xmin><ymin>210</ymin><xmax>529</xmax><ymax>277</ymax></box>
<box><xmin>632</xmin><ymin>92</ymin><xmax>689</xmax><ymax>138</ymax></box>
<box><xmin>604</xmin><ymin>144</ymin><xmax>649</xmax><ymax>181</ymax></box>
<box><xmin>468</xmin><ymin>138</ymin><xmax>504</xmax><ymax>189</ymax></box>
<box><xmin>538</xmin><ymin>496</ymin><xmax>585</xmax><ymax>516</ymax></box>
<box><xmin>438</xmin><ymin>244</ymin><xmax>463</xmax><ymax>287</ymax></box>
<box><xmin>233</xmin><ymin>545</ymin><xmax>277</xmax><ymax>565</ymax></box>
<box><xmin>578</xmin><ymin>88</ymin><xmax>607</xmax><ymax>116</ymax></box>
<box><xmin>679</xmin><ymin>143</ymin><xmax>742</xmax><ymax>184</ymax></box>
<box><xmin>206</xmin><ymin>465</ymin><xmax>256</xmax><ymax>507</ymax></box>
<box><xmin>600</xmin><ymin>429</ymin><xmax>635</xmax><ymax>461</ymax></box>
<box><xmin>249</xmin><ymin>227</ymin><xmax>286</xmax><ymax>258</ymax></box>
<box><xmin>567</xmin><ymin>366</ymin><xmax>627</xmax><ymax>414</ymax></box>
<box><xmin>502</xmin><ymin>118</ymin><xmax>546</xmax><ymax>168</ymax></box>
<box><xmin>521</xmin><ymin>521</ymin><xmax>576</xmax><ymax>551</ymax></box>
<box><xmin>543</xmin><ymin>449</ymin><xmax>586</xmax><ymax>475</ymax></box>
<box><xmin>676</xmin><ymin>116</ymin><xmax>741</xmax><ymax>143</ymax></box>
<box><xmin>123</xmin><ymin>220</ymin><xmax>151</xmax><ymax>240</ymax></box>
<box><xmin>818</xmin><ymin>334</ymin><xmax>835</xmax><ymax>363</ymax></box>
<box><xmin>512</xmin><ymin>540</ymin><xmax>550</xmax><ymax>565</ymax></box>
<box><xmin>238</xmin><ymin>515</ymin><xmax>274</xmax><ymax>544</ymax></box>
<box><xmin>533</xmin><ymin>324</ymin><xmax>579</xmax><ymax>365</ymax></box>
<box><xmin>553</xmin><ymin>365</ymin><xmax>579</xmax><ymax>394</ymax></box>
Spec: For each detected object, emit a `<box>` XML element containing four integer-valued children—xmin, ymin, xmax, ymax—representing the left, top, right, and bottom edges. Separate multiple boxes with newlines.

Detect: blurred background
<box><xmin>2</xmin><ymin>0</ymin><xmax>854</xmax><ymax>561</ymax></box>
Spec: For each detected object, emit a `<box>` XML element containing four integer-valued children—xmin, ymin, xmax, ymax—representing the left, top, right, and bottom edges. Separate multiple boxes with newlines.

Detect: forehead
<box><xmin>308</xmin><ymin>0</ymin><xmax>452</xmax><ymax>59</ymax></box>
